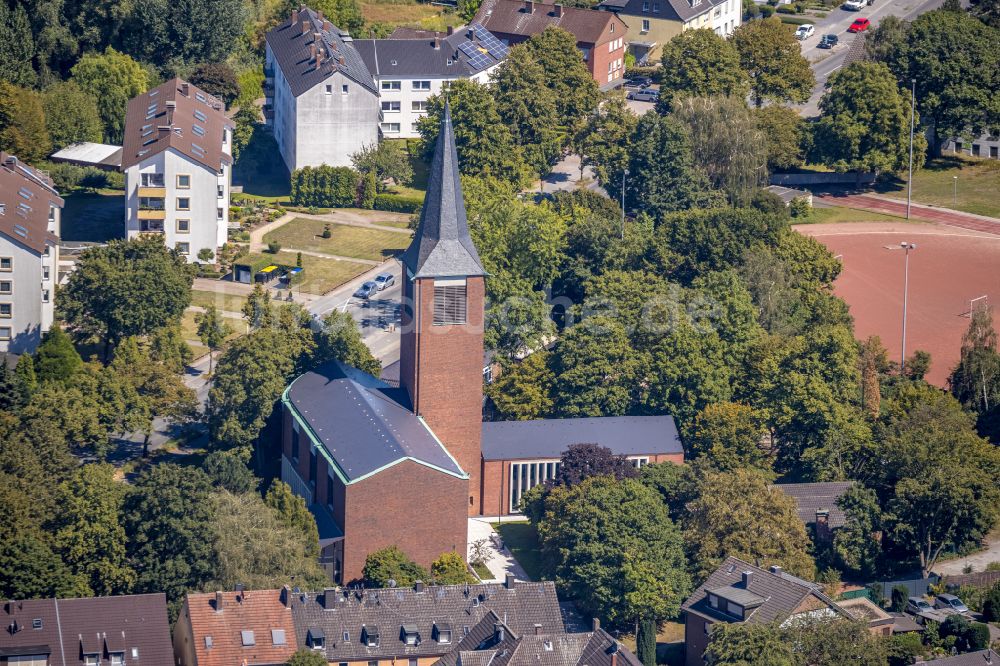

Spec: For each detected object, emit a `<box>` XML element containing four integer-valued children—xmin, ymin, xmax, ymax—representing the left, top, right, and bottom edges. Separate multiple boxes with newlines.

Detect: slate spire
<box><xmin>399</xmin><ymin>103</ymin><xmax>486</xmax><ymax>278</ymax></box>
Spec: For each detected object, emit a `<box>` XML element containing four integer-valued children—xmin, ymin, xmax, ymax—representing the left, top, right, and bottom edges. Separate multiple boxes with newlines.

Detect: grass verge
<box><xmin>243</xmin><ymin>250</ymin><xmax>372</xmax><ymax>294</ymax></box>
<box><xmin>472</xmin><ymin>562</ymin><xmax>492</xmax><ymax>580</ymax></box>
<box><xmin>876</xmin><ymin>155</ymin><xmax>1000</xmax><ymax>219</ymax></box>
<box><xmin>263</xmin><ymin>218</ymin><xmax>411</xmax><ymax>260</ymax></box>
<box><xmin>793</xmin><ymin>206</ymin><xmax>906</xmax><ymax>224</ymax></box>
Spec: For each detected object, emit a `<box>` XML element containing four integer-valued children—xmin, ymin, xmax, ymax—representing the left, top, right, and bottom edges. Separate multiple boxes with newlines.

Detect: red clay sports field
<box><xmin>798</xmin><ymin>222</ymin><xmax>1000</xmax><ymax>387</ymax></box>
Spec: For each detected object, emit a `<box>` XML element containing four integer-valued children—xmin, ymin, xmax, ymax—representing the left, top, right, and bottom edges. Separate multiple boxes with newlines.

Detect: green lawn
<box><xmin>876</xmin><ymin>155</ymin><xmax>1000</xmax><ymax>218</ymax></box>
<box><xmin>793</xmin><ymin>205</ymin><xmax>906</xmax><ymax>224</ymax></box>
<box><xmin>493</xmin><ymin>522</ymin><xmax>548</xmax><ymax>582</ymax></box>
<box><xmin>189</xmin><ymin>289</ymin><xmax>249</xmax><ymax>314</ymax></box>
<box><xmin>472</xmin><ymin>562</ymin><xmax>492</xmax><ymax>580</ymax></box>
<box><xmin>245</xmin><ymin>251</ymin><xmax>371</xmax><ymax>295</ymax></box>
<box><xmin>263</xmin><ymin>218</ymin><xmax>411</xmax><ymax>261</ymax></box>
<box><xmin>181</xmin><ymin>309</ymin><xmax>244</xmax><ymax>357</ymax></box>
<box><xmin>61</xmin><ymin>190</ymin><xmax>126</xmax><ymax>242</ymax></box>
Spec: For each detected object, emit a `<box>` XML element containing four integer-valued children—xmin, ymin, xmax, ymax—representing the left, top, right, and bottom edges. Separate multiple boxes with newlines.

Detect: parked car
<box><xmin>848</xmin><ymin>17</ymin><xmax>871</xmax><ymax>31</ymax></box>
<box><xmin>795</xmin><ymin>24</ymin><xmax>815</xmax><ymax>40</ymax></box>
<box><xmin>627</xmin><ymin>89</ymin><xmax>659</xmax><ymax>102</ymax></box>
<box><xmin>906</xmin><ymin>597</ymin><xmax>933</xmax><ymax>615</ymax></box>
<box><xmin>818</xmin><ymin>34</ymin><xmax>839</xmax><ymax>48</ymax></box>
<box><xmin>374</xmin><ymin>273</ymin><xmax>395</xmax><ymax>291</ymax></box>
<box><xmin>842</xmin><ymin>0</ymin><xmax>866</xmax><ymax>9</ymax></box>
<box><xmin>625</xmin><ymin>77</ymin><xmax>653</xmax><ymax>89</ymax></box>
<box><xmin>355</xmin><ymin>281</ymin><xmax>379</xmax><ymax>299</ymax></box>
<box><xmin>934</xmin><ymin>594</ymin><xmax>970</xmax><ymax>615</ymax></box>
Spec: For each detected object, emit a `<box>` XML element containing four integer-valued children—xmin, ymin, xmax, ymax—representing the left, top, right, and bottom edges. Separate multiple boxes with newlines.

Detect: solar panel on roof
<box><xmin>458</xmin><ymin>41</ymin><xmax>491</xmax><ymax>71</ymax></box>
<box><xmin>471</xmin><ymin>23</ymin><xmax>509</xmax><ymax>59</ymax></box>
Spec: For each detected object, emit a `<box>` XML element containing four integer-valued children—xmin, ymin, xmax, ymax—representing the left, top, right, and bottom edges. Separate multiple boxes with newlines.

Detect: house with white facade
<box><xmin>122</xmin><ymin>79</ymin><xmax>232</xmax><ymax>263</ymax></box>
<box><xmin>265</xmin><ymin>7</ymin><xmax>381</xmax><ymax>171</ymax></box>
<box><xmin>596</xmin><ymin>0</ymin><xmax>741</xmax><ymax>63</ymax></box>
<box><xmin>0</xmin><ymin>153</ymin><xmax>62</xmax><ymax>355</ymax></box>
<box><xmin>353</xmin><ymin>24</ymin><xmax>508</xmax><ymax>139</ymax></box>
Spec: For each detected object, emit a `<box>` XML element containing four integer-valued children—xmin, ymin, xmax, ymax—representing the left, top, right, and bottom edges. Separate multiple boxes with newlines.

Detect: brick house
<box><xmin>0</xmin><ymin>594</ymin><xmax>172</xmax><ymax>666</ymax></box>
<box><xmin>280</xmin><ymin>108</ymin><xmax>685</xmax><ymax>584</ymax></box>
<box><xmin>474</xmin><ymin>0</ymin><xmax>629</xmax><ymax>89</ymax></box>
<box><xmin>774</xmin><ymin>481</ymin><xmax>854</xmax><ymax>542</ymax></box>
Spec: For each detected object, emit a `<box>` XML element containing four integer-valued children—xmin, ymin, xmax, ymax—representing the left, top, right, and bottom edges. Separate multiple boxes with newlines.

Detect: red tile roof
<box><xmin>183</xmin><ymin>590</ymin><xmax>296</xmax><ymax>666</ymax></box>
<box><xmin>475</xmin><ymin>0</ymin><xmax>625</xmax><ymax>46</ymax></box>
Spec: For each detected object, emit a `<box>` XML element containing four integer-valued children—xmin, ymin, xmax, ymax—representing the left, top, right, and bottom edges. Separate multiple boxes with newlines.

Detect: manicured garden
<box><xmin>242</xmin><ymin>250</ymin><xmax>372</xmax><ymax>295</ymax></box>
<box><xmin>263</xmin><ymin>218</ymin><xmax>411</xmax><ymax>261</ymax></box>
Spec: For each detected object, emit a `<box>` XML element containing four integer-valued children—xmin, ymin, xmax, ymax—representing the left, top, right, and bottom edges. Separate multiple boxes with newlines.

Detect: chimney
<box><xmin>816</xmin><ymin>510</ymin><xmax>831</xmax><ymax>541</ymax></box>
<box><xmin>415</xmin><ymin>581</ymin><xmax>425</xmax><ymax>593</ymax></box>
<box><xmin>301</xmin><ymin>21</ymin><xmax>309</xmax><ymax>35</ymax></box>
<box><xmin>432</xmin><ymin>37</ymin><xmax>440</xmax><ymax>49</ymax></box>
<box><xmin>533</xmin><ymin>624</ymin><xmax>542</xmax><ymax>636</ymax></box>
<box><xmin>322</xmin><ymin>588</ymin><xmax>338</xmax><ymax>610</ymax></box>
<box><xmin>291</xmin><ymin>8</ymin><xmax>298</xmax><ymax>22</ymax></box>
<box><xmin>324</xmin><ymin>20</ymin><xmax>333</xmax><ymax>31</ymax></box>
<box><xmin>447</xmin><ymin>25</ymin><xmax>455</xmax><ymax>35</ymax></box>
<box><xmin>317</xmin><ymin>9</ymin><xmax>324</xmax><ymax>19</ymax></box>
<box><xmin>180</xmin><ymin>82</ymin><xmax>189</xmax><ymax>96</ymax></box>
<box><xmin>553</xmin><ymin>3</ymin><xmax>563</xmax><ymax>16</ymax></box>
<box><xmin>309</xmin><ymin>44</ymin><xmax>317</xmax><ymax>61</ymax></box>
<box><xmin>742</xmin><ymin>571</ymin><xmax>753</xmax><ymax>587</ymax></box>
<box><xmin>524</xmin><ymin>0</ymin><xmax>534</xmax><ymax>12</ymax></box>
<box><xmin>214</xmin><ymin>591</ymin><xmax>223</xmax><ymax>612</ymax></box>
<box><xmin>494</xmin><ymin>623</ymin><xmax>505</xmax><ymax>643</ymax></box>
<box><xmin>281</xmin><ymin>585</ymin><xmax>291</xmax><ymax>607</ymax></box>
<box><xmin>610</xmin><ymin>642</ymin><xmax>619</xmax><ymax>666</ymax></box>
<box><xmin>504</xmin><ymin>573</ymin><xmax>515</xmax><ymax>589</ymax></box>
<box><xmin>769</xmin><ymin>565</ymin><xmax>782</xmax><ymax>576</ymax></box>
<box><xmin>591</xmin><ymin>618</ymin><xmax>600</xmax><ymax>632</ymax></box>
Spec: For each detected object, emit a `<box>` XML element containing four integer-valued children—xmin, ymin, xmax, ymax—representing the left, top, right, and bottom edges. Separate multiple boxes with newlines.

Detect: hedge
<box><xmin>290</xmin><ymin>165</ymin><xmax>359</xmax><ymax>208</ymax></box>
<box><xmin>374</xmin><ymin>193</ymin><xmax>424</xmax><ymax>213</ymax></box>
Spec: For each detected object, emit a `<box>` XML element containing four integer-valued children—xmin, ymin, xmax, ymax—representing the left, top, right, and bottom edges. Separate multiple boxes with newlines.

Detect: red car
<box><xmin>848</xmin><ymin>17</ymin><xmax>871</xmax><ymax>32</ymax></box>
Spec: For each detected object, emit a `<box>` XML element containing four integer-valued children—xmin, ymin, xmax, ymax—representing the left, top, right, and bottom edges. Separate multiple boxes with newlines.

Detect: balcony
<box><xmin>137</xmin><ymin>209</ymin><xmax>166</xmax><ymax>220</ymax></box>
<box><xmin>139</xmin><ymin>220</ymin><xmax>165</xmax><ymax>232</ymax></box>
<box><xmin>140</xmin><ymin>174</ymin><xmax>165</xmax><ymax>188</ymax></box>
<box><xmin>138</xmin><ymin>187</ymin><xmax>166</xmax><ymax>198</ymax></box>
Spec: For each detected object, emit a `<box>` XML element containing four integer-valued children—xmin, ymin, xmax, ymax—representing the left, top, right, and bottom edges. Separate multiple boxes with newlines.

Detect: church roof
<box><xmin>399</xmin><ymin>105</ymin><xmax>487</xmax><ymax>279</ymax></box>
<box><xmin>283</xmin><ymin>361</ymin><xmax>467</xmax><ymax>483</ymax></box>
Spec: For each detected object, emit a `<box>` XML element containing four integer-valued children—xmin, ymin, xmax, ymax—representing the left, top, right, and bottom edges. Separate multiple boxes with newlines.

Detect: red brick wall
<box><xmin>341</xmin><ymin>459</ymin><xmax>469</xmax><ymax>583</ymax></box>
<box><xmin>684</xmin><ymin>613</ymin><xmax>712</xmax><ymax>666</ymax></box>
<box><xmin>589</xmin><ymin>33</ymin><xmax>626</xmax><ymax>87</ymax></box>
<box><xmin>401</xmin><ymin>276</ymin><xmax>485</xmax><ymax>515</ymax></box>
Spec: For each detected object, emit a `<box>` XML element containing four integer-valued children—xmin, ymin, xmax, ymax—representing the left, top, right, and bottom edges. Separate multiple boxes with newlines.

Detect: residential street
<box><xmin>795</xmin><ymin>0</ymin><xmax>949</xmax><ymax>116</ymax></box>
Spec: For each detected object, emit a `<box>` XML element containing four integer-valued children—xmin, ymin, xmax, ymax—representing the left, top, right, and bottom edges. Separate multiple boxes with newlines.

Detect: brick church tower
<box><xmin>398</xmin><ymin>106</ymin><xmax>487</xmax><ymax>516</ymax></box>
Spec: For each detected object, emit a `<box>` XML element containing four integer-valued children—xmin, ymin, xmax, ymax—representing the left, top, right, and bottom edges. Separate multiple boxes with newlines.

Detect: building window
<box><xmin>0</xmin><ymin>304</ymin><xmax>11</xmax><ymax>318</ymax></box>
<box><xmin>326</xmin><ymin>85</ymin><xmax>333</xmax><ymax>94</ymax></box>
<box><xmin>83</xmin><ymin>655</ymin><xmax>99</xmax><ymax>666</ymax></box>
<box><xmin>291</xmin><ymin>422</ymin><xmax>300</xmax><ymax>463</ymax></box>
<box><xmin>409</xmin><ymin>660</ymin><xmax>417</xmax><ymax>666</ymax></box>
<box><xmin>610</xmin><ymin>22</ymin><xmax>614</xmax><ymax>31</ymax></box>
<box><xmin>217</xmin><ymin>207</ymin><xmax>224</xmax><ymax>220</ymax></box>
<box><xmin>241</xmin><ymin>630</ymin><xmax>256</xmax><ymax>647</ymax></box>
<box><xmin>630</xmin><ymin>457</ymin><xmax>649</xmax><ymax>468</ymax></box>
<box><xmin>412</xmin><ymin>101</ymin><xmax>428</xmax><ymax>112</ymax></box>
<box><xmin>382</xmin><ymin>80</ymin><xmax>401</xmax><ymax>90</ymax></box>
<box><xmin>309</xmin><ymin>448</ymin><xmax>318</xmax><ymax>486</ymax></box>
<box><xmin>177</xmin><ymin>219</ymin><xmax>190</xmax><ymax>233</ymax></box>
<box><xmin>327</xmin><ymin>475</ymin><xmax>334</xmax><ymax>510</ymax></box>
<box><xmin>510</xmin><ymin>460</ymin><xmax>561</xmax><ymax>512</ymax></box>
<box><xmin>642</xmin><ymin>19</ymin><xmax>650</xmax><ymax>31</ymax></box>
<box><xmin>218</xmin><ymin>184</ymin><xmax>225</xmax><ymax>198</ymax></box>
<box><xmin>342</xmin><ymin>84</ymin><xmax>349</xmax><ymax>94</ymax></box>
<box><xmin>42</xmin><ymin>289</ymin><xmax>49</xmax><ymax>303</ymax></box>
<box><xmin>0</xmin><ymin>281</ymin><xmax>11</xmax><ymax>294</ymax></box>
<box><xmin>653</xmin><ymin>1</ymin><xmax>660</xmax><ymax>10</ymax></box>
<box><xmin>381</xmin><ymin>101</ymin><xmax>401</xmax><ymax>112</ymax></box>
<box><xmin>380</xmin><ymin>122</ymin><xmax>401</xmax><ymax>133</ymax></box>
<box><xmin>412</xmin><ymin>80</ymin><xmax>431</xmax><ymax>90</ymax></box>
<box><xmin>42</xmin><ymin>266</ymin><xmax>50</xmax><ymax>280</ymax></box>
<box><xmin>0</xmin><ymin>257</ymin><xmax>11</xmax><ymax>271</ymax></box>
<box><xmin>175</xmin><ymin>242</ymin><xmax>190</xmax><ymax>254</ymax></box>
<box><xmin>141</xmin><ymin>173</ymin><xmax>164</xmax><ymax>187</ymax></box>
<box><xmin>176</xmin><ymin>174</ymin><xmax>191</xmax><ymax>188</ymax></box>
<box><xmin>176</xmin><ymin>197</ymin><xmax>190</xmax><ymax>211</ymax></box>
<box><xmin>433</xmin><ymin>282</ymin><xmax>467</xmax><ymax>325</ymax></box>
<box><xmin>642</xmin><ymin>0</ymin><xmax>648</xmax><ymax>8</ymax></box>
<box><xmin>0</xmin><ymin>327</ymin><xmax>10</xmax><ymax>340</ymax></box>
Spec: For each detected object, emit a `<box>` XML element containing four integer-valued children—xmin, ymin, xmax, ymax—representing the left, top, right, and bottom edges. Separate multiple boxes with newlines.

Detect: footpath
<box><xmin>819</xmin><ymin>192</ymin><xmax>1000</xmax><ymax>236</ymax></box>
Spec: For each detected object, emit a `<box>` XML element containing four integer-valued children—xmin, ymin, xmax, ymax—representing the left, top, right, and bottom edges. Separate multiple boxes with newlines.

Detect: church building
<box><xmin>279</xmin><ymin>108</ymin><xmax>683</xmax><ymax>584</ymax></box>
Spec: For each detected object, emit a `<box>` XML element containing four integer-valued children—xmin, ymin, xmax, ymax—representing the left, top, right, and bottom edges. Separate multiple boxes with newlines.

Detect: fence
<box><xmin>942</xmin><ymin>570</ymin><xmax>1000</xmax><ymax>589</ymax></box>
<box><xmin>770</xmin><ymin>172</ymin><xmax>877</xmax><ymax>186</ymax></box>
<box><xmin>877</xmin><ymin>575</ymin><xmax>941</xmax><ymax>601</ymax></box>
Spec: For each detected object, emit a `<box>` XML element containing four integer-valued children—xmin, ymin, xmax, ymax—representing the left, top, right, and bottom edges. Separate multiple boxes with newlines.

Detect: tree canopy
<box><xmin>732</xmin><ymin>17</ymin><xmax>815</xmax><ymax>107</ymax></box>
<box><xmin>657</xmin><ymin>29</ymin><xmax>749</xmax><ymax>111</ymax></box>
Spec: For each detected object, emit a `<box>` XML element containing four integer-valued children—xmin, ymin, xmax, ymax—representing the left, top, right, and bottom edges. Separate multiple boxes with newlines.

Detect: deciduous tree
<box><xmin>264</xmin><ymin>480</ymin><xmax>320</xmax><ymax>556</ymax></box>
<box><xmin>656</xmin><ymin>29</ymin><xmax>748</xmax><ymax>111</ymax></box>
<box><xmin>754</xmin><ymin>105</ymin><xmax>807</xmax><ymax>171</ymax></box>
<box><xmin>687</xmin><ymin>402</ymin><xmax>770</xmax><ymax>473</ymax></box>
<box><xmin>522</xmin><ymin>27</ymin><xmax>600</xmax><ymax>125</ymax></box>
<box><xmin>42</xmin><ymin>81</ymin><xmax>103</xmax><ymax>150</ymax></box>
<box><xmin>70</xmin><ymin>48</ymin><xmax>149</xmax><ymax>143</ymax></box>
<box><xmin>484</xmin><ymin>352</ymin><xmax>555</xmax><ymax>421</ymax></box>
<box><xmin>732</xmin><ymin>17</ymin><xmax>815</xmax><ymax>107</ymax></box>
<box><xmin>362</xmin><ymin>545</ymin><xmax>429</xmax><ymax>587</ymax></box>
<box><xmin>0</xmin><ymin>82</ymin><xmax>51</xmax><ymax>163</ymax></box>
<box><xmin>188</xmin><ymin>62</ymin><xmax>240</xmax><ymax>105</ymax></box>
<box><xmin>431</xmin><ymin>552</ymin><xmax>474</xmax><ymax>584</ymax></box>
<box><xmin>196</xmin><ymin>305</ymin><xmax>233</xmax><ymax>373</ymax></box>
<box><xmin>316</xmin><ymin>309</ymin><xmax>381</xmax><ymax>376</ymax></box>
<box><xmin>577</xmin><ymin>94</ymin><xmax>636</xmax><ymax>201</ymax></box>
<box><xmin>0</xmin><ymin>2</ymin><xmax>35</xmax><ymax>86</ymax></box>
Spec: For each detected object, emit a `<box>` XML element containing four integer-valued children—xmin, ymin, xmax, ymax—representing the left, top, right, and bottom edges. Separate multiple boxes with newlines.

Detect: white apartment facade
<box><xmin>0</xmin><ymin>153</ymin><xmax>61</xmax><ymax>355</ymax></box>
<box><xmin>121</xmin><ymin>79</ymin><xmax>232</xmax><ymax>263</ymax></box>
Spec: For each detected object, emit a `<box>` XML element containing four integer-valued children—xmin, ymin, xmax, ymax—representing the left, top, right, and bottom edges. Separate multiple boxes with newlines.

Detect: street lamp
<box><xmin>620</xmin><ymin>169</ymin><xmax>628</xmax><ymax>240</ymax></box>
<box><xmin>899</xmin><ymin>242</ymin><xmax>917</xmax><ymax>375</ymax></box>
<box><xmin>907</xmin><ymin>79</ymin><xmax>916</xmax><ymax>220</ymax></box>
<box><xmin>953</xmin><ymin>176</ymin><xmax>958</xmax><ymax>207</ymax></box>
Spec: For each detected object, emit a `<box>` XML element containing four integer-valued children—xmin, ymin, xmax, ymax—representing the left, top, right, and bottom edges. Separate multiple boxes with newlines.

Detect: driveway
<box><xmin>537</xmin><ymin>154</ymin><xmax>604</xmax><ymax>195</ymax></box>
<box><xmin>934</xmin><ymin>533</ymin><xmax>1000</xmax><ymax>576</ymax></box>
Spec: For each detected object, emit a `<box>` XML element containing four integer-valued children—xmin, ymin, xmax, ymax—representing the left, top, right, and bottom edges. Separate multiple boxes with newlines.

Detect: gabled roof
<box><xmin>265</xmin><ymin>7</ymin><xmax>377</xmax><ymax>96</ymax></box>
<box><xmin>121</xmin><ymin>78</ymin><xmax>232</xmax><ymax>172</ymax></box>
<box><xmin>682</xmin><ymin>556</ymin><xmax>847</xmax><ymax>625</ymax></box>
<box><xmin>399</xmin><ymin>105</ymin><xmax>487</xmax><ymax>279</ymax></box>
<box><xmin>475</xmin><ymin>0</ymin><xmax>625</xmax><ymax>46</ymax></box>
<box><xmin>354</xmin><ymin>23</ymin><xmax>508</xmax><ymax>78</ymax></box>
<box><xmin>0</xmin><ymin>594</ymin><xmax>172</xmax><ymax>666</ymax></box>
<box><xmin>284</xmin><ymin>360</ymin><xmax>467</xmax><ymax>483</ymax></box>
<box><xmin>182</xmin><ymin>589</ymin><xmax>297</xmax><ymax>666</ymax></box>
<box><xmin>289</xmin><ymin>580</ymin><xmax>566</xmax><ymax>661</ymax></box>
<box><xmin>775</xmin><ymin>481</ymin><xmax>853</xmax><ymax>529</ymax></box>
<box><xmin>0</xmin><ymin>153</ymin><xmax>62</xmax><ymax>253</ymax></box>
<box><xmin>596</xmin><ymin>0</ymin><xmax>726</xmax><ymax>24</ymax></box>
<box><xmin>480</xmin><ymin>415</ymin><xmax>683</xmax><ymax>461</ymax></box>
<box><xmin>916</xmin><ymin>650</ymin><xmax>998</xmax><ymax>665</ymax></box>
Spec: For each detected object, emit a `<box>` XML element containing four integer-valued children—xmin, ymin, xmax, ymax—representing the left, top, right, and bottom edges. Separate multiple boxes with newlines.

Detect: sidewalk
<box><xmin>468</xmin><ymin>518</ymin><xmax>531</xmax><ymax>583</ymax></box>
<box><xmin>818</xmin><ymin>192</ymin><xmax>1000</xmax><ymax>236</ymax></box>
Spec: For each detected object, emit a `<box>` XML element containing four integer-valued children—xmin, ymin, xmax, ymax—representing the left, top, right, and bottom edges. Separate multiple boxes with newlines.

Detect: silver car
<box><xmin>934</xmin><ymin>594</ymin><xmax>970</xmax><ymax>614</ymax></box>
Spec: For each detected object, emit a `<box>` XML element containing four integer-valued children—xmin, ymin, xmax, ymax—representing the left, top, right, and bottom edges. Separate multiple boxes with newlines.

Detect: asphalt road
<box><xmin>795</xmin><ymin>0</ymin><xmax>948</xmax><ymax>116</ymax></box>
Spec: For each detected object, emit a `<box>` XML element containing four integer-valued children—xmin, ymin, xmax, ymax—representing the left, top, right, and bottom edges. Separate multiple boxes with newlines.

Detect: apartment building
<box><xmin>122</xmin><ymin>79</ymin><xmax>232</xmax><ymax>263</ymax></box>
<box><xmin>596</xmin><ymin>0</ymin><xmax>741</xmax><ymax>62</ymax></box>
<box><xmin>0</xmin><ymin>153</ymin><xmax>61</xmax><ymax>355</ymax></box>
<box><xmin>353</xmin><ymin>24</ymin><xmax>508</xmax><ymax>139</ymax></box>
<box><xmin>475</xmin><ymin>0</ymin><xmax>629</xmax><ymax>89</ymax></box>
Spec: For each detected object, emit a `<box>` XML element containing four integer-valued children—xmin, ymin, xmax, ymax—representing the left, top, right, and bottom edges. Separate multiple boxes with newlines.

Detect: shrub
<box><xmin>887</xmin><ymin>632</ymin><xmax>924</xmax><ymax>666</ymax></box>
<box><xmin>891</xmin><ymin>585</ymin><xmax>909</xmax><ymax>612</ymax></box>
<box><xmin>431</xmin><ymin>552</ymin><xmax>474</xmax><ymax>584</ymax></box>
<box><xmin>48</xmin><ymin>162</ymin><xmax>85</xmax><ymax>190</ymax></box>
<box><xmin>321</xmin><ymin>224</ymin><xmax>331</xmax><ymax>239</ymax></box>
<box><xmin>374</xmin><ymin>193</ymin><xmax>423</xmax><ymax>213</ymax></box>
<box><xmin>197</xmin><ymin>248</ymin><xmax>215</xmax><ymax>263</ymax></box>
<box><xmin>790</xmin><ymin>196</ymin><xmax>812</xmax><ymax>218</ymax></box>
<box><xmin>290</xmin><ymin>165</ymin><xmax>359</xmax><ymax>207</ymax></box>
<box><xmin>982</xmin><ymin>584</ymin><xmax>1000</xmax><ymax>622</ymax></box>
<box><xmin>104</xmin><ymin>170</ymin><xmax>124</xmax><ymax>189</ymax></box>
<box><xmin>760</xmin><ymin>4</ymin><xmax>775</xmax><ymax>15</ymax></box>
<box><xmin>776</xmin><ymin>5</ymin><xmax>795</xmax><ymax>12</ymax></box>
<box><xmin>363</xmin><ymin>545</ymin><xmax>428</xmax><ymax>587</ymax></box>
<box><xmin>266</xmin><ymin>240</ymin><xmax>281</xmax><ymax>254</ymax></box>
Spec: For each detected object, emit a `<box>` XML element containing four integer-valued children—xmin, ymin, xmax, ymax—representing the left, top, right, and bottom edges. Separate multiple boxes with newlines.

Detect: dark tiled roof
<box><xmin>0</xmin><ymin>153</ymin><xmax>62</xmax><ymax>253</ymax></box>
<box><xmin>916</xmin><ymin>650</ymin><xmax>998</xmax><ymax>665</ymax></box>
<box><xmin>596</xmin><ymin>0</ymin><xmax>725</xmax><ymax>23</ymax></box>
<box><xmin>265</xmin><ymin>7</ymin><xmax>377</xmax><ymax>96</ymax></box>
<box><xmin>121</xmin><ymin>78</ymin><xmax>232</xmax><ymax>172</ymax></box>
<box><xmin>182</xmin><ymin>590</ymin><xmax>297</xmax><ymax>666</ymax></box>
<box><xmin>0</xmin><ymin>594</ymin><xmax>172</xmax><ymax>666</ymax></box>
<box><xmin>399</xmin><ymin>106</ymin><xmax>487</xmax><ymax>279</ymax></box>
<box><xmin>289</xmin><ymin>581</ymin><xmax>566</xmax><ymax>662</ymax></box>
<box><xmin>481</xmin><ymin>415</ymin><xmax>682</xmax><ymax>461</ymax></box>
<box><xmin>775</xmin><ymin>481</ymin><xmax>853</xmax><ymax>529</ymax></box>
<box><xmin>889</xmin><ymin>612</ymin><xmax>922</xmax><ymax>633</ymax></box>
<box><xmin>353</xmin><ymin>25</ymin><xmax>506</xmax><ymax>79</ymax></box>
<box><xmin>285</xmin><ymin>360</ymin><xmax>466</xmax><ymax>482</ymax></box>
<box><xmin>682</xmin><ymin>557</ymin><xmax>845</xmax><ymax>625</ymax></box>
<box><xmin>476</xmin><ymin>0</ymin><xmax>623</xmax><ymax>46</ymax></box>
